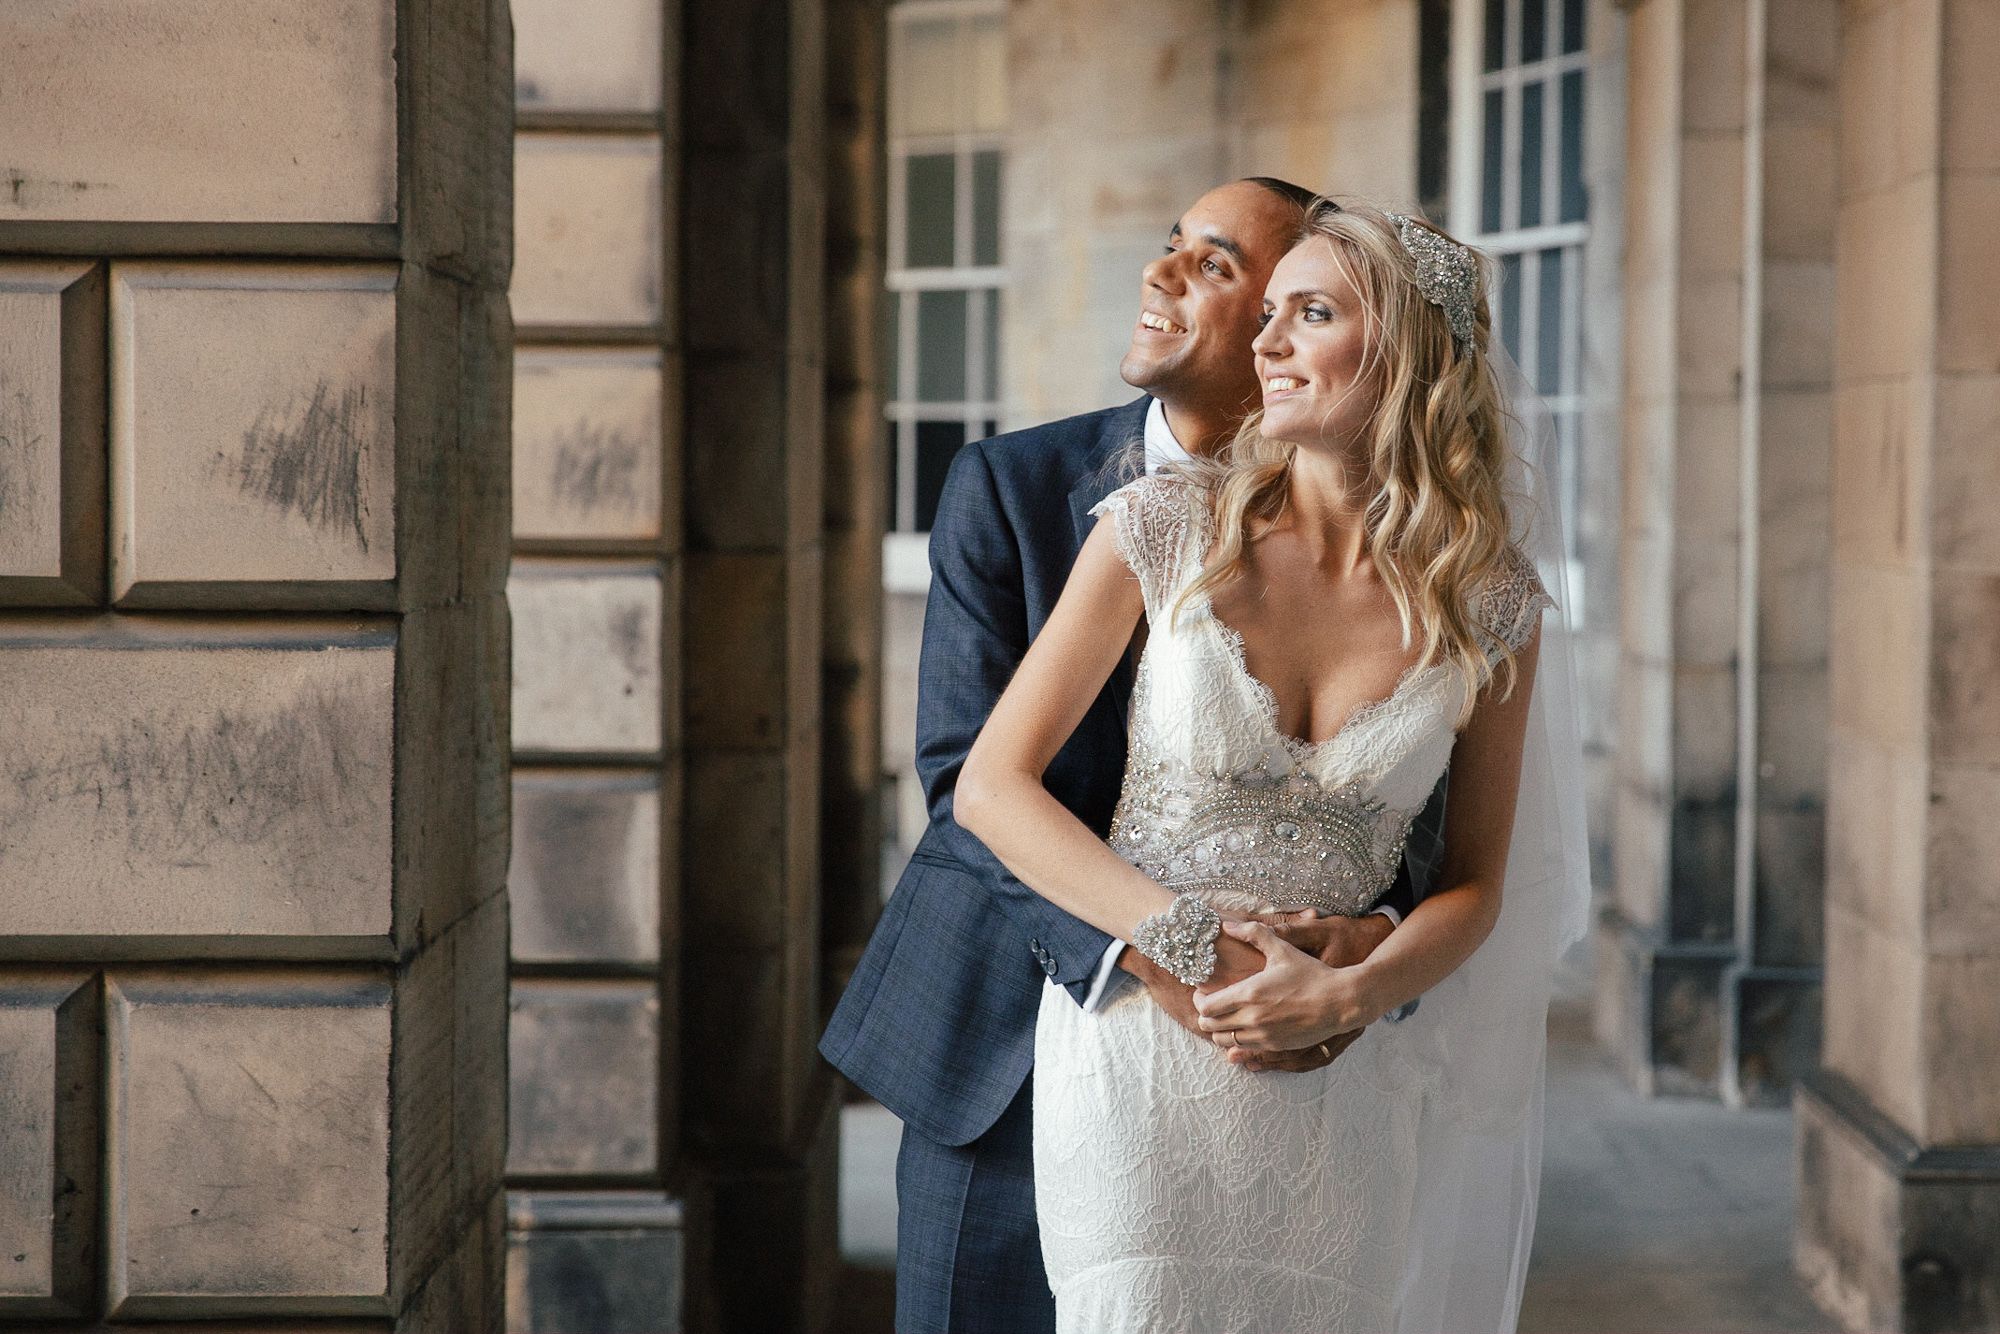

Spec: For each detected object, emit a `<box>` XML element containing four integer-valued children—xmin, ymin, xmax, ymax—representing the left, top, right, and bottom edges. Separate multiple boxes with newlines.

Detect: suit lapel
<box><xmin>1068</xmin><ymin>396</ymin><xmax>1151</xmax><ymax>727</ymax></box>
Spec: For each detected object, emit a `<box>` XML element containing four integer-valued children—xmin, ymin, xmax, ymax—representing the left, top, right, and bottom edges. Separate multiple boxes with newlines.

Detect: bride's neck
<box><xmin>1280</xmin><ymin>447</ymin><xmax>1372</xmax><ymax>575</ymax></box>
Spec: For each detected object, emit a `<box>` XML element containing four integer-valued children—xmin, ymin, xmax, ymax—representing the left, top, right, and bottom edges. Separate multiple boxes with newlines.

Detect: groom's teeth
<box><xmin>1141</xmin><ymin>312</ymin><xmax>1186</xmax><ymax>334</ymax></box>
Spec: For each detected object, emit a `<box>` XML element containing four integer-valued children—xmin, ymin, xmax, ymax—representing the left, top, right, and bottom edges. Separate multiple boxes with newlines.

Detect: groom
<box><xmin>820</xmin><ymin>178</ymin><xmax>1446</xmax><ymax>1332</ymax></box>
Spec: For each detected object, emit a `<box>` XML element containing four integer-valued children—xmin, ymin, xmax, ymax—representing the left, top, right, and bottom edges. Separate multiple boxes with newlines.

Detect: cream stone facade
<box><xmin>2</xmin><ymin>1</ymin><xmax>1994</xmax><ymax>1331</ymax></box>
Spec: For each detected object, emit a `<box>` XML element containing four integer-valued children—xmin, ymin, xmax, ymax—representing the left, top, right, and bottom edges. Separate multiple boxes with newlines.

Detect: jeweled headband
<box><xmin>1388</xmin><ymin>212</ymin><xmax>1479</xmax><ymax>356</ymax></box>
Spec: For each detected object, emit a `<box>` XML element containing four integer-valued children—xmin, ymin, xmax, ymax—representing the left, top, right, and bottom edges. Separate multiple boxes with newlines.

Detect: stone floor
<box><xmin>836</xmin><ymin>999</ymin><xmax>1835</xmax><ymax>1332</ymax></box>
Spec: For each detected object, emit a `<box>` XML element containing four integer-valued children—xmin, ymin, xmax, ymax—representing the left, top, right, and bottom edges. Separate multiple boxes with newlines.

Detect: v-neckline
<box><xmin>1204</xmin><ymin>601</ymin><xmax>1432</xmax><ymax>762</ymax></box>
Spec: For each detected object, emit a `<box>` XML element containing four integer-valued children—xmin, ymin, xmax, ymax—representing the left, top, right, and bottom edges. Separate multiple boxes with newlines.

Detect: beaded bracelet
<box><xmin>1132</xmin><ymin>893</ymin><xmax>1223</xmax><ymax>986</ymax></box>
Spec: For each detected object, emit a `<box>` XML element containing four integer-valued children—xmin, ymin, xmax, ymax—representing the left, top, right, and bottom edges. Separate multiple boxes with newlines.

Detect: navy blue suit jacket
<box><xmin>819</xmin><ymin>397</ymin><xmax>1436</xmax><ymax>1148</ymax></box>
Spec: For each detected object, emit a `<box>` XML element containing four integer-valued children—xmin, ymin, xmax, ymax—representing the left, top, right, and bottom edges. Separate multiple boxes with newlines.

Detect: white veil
<box><xmin>1392</xmin><ymin>343</ymin><xmax>1593</xmax><ymax>1334</ymax></box>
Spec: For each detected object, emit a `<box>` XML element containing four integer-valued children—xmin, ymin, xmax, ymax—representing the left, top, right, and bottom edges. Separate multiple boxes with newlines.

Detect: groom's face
<box><xmin>1119</xmin><ymin>182</ymin><xmax>1304</xmax><ymax>420</ymax></box>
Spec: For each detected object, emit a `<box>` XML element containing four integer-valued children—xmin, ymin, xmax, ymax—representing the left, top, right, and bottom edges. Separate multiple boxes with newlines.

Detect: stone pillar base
<box><xmin>505</xmin><ymin>1192</ymin><xmax>685</xmax><ymax>1334</ymax></box>
<box><xmin>1595</xmin><ymin>909</ymin><xmax>1821</xmax><ymax>1105</ymax></box>
<box><xmin>1796</xmin><ymin>1071</ymin><xmax>2000</xmax><ymax>1333</ymax></box>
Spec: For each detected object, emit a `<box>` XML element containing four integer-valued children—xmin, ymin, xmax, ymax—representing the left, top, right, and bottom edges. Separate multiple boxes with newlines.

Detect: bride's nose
<box><xmin>1252</xmin><ymin>317</ymin><xmax>1286</xmax><ymax>357</ymax></box>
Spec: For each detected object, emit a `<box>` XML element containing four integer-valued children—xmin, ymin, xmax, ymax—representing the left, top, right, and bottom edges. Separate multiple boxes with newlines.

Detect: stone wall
<box><xmin>0</xmin><ymin>0</ymin><xmax>513</xmax><ymax>1325</ymax></box>
<box><xmin>1598</xmin><ymin>0</ymin><xmax>1836</xmax><ymax>1105</ymax></box>
<box><xmin>1795</xmin><ymin>0</ymin><xmax>2000</xmax><ymax>1328</ymax></box>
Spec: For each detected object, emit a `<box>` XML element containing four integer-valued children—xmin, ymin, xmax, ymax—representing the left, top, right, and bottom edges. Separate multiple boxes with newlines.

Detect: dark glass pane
<box><xmin>1499</xmin><ymin>252</ymin><xmax>1523</xmax><ymax>362</ymax></box>
<box><xmin>1560</xmin><ymin>70</ymin><xmax>1587</xmax><ymax>222</ymax></box>
<box><xmin>1562</xmin><ymin>0</ymin><xmax>1585</xmax><ymax>54</ymax></box>
<box><xmin>916</xmin><ymin>288</ymin><xmax>968</xmax><ymax>401</ymax></box>
<box><xmin>972</xmin><ymin>151</ymin><xmax>1002</xmax><ymax>266</ymax></box>
<box><xmin>1520</xmin><ymin>80</ymin><xmax>1544</xmax><ymax>228</ymax></box>
<box><xmin>905</xmin><ymin>153</ymin><xmax>956</xmax><ymax>268</ymax></box>
<box><xmin>1482</xmin><ymin>88</ymin><xmax>1505</xmax><ymax>234</ymax></box>
<box><xmin>1521</xmin><ymin>0</ymin><xmax>1545</xmax><ymax>63</ymax></box>
<box><xmin>981</xmin><ymin>419</ymin><xmax>998</xmax><ymax>440</ymax></box>
<box><xmin>981</xmin><ymin>286</ymin><xmax>1000</xmax><ymax>400</ymax></box>
<box><xmin>885</xmin><ymin>420</ymin><xmax>903</xmax><ymax>532</ymax></box>
<box><xmin>1484</xmin><ymin>0</ymin><xmax>1506</xmax><ymax>71</ymax></box>
<box><xmin>1537</xmin><ymin>248</ymin><xmax>1564</xmax><ymax>396</ymax></box>
<box><xmin>884</xmin><ymin>291</ymin><xmax>901</xmax><ymax>401</ymax></box>
<box><xmin>915</xmin><ymin>420</ymin><xmax>968</xmax><ymax>531</ymax></box>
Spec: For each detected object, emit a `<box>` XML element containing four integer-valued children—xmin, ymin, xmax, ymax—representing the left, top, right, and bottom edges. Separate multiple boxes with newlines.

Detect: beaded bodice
<box><xmin>1093</xmin><ymin>474</ymin><xmax>1552</xmax><ymax>919</ymax></box>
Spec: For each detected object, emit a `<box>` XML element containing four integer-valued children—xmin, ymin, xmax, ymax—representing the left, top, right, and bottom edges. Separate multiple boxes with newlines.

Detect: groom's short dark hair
<box><xmin>1241</xmin><ymin>176</ymin><xmax>1321</xmax><ymax>213</ymax></box>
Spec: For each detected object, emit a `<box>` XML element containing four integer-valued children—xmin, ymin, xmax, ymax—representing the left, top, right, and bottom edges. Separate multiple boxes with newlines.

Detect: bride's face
<box><xmin>1251</xmin><ymin>239</ymin><xmax>1378</xmax><ymax>449</ymax></box>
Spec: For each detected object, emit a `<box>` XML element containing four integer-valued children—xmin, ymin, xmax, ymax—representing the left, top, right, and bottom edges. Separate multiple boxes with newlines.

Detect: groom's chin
<box><xmin>1119</xmin><ymin>345</ymin><xmax>1176</xmax><ymax>394</ymax></box>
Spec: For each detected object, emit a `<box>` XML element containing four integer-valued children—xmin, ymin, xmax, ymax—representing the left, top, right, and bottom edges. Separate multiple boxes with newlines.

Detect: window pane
<box><xmin>981</xmin><ymin>285</ymin><xmax>1001</xmax><ymax>400</ymax></box>
<box><xmin>1520</xmin><ymin>0</ymin><xmax>1545</xmax><ymax>63</ymax></box>
<box><xmin>973</xmin><ymin>151</ymin><xmax>1002</xmax><ymax>266</ymax></box>
<box><xmin>981</xmin><ymin>419</ymin><xmax>998</xmax><ymax>441</ymax></box>
<box><xmin>968</xmin><ymin>12</ymin><xmax>1007</xmax><ymax>133</ymax></box>
<box><xmin>1499</xmin><ymin>252</ymin><xmax>1523</xmax><ymax>362</ymax></box>
<box><xmin>916</xmin><ymin>288</ymin><xmax>968</xmax><ymax>401</ymax></box>
<box><xmin>1537</xmin><ymin>247</ymin><xmax>1564</xmax><ymax>396</ymax></box>
<box><xmin>884</xmin><ymin>290</ymin><xmax>901</xmax><ymax>401</ymax></box>
<box><xmin>1482</xmin><ymin>88</ymin><xmax>1504</xmax><ymax>234</ymax></box>
<box><xmin>1484</xmin><ymin>0</ymin><xmax>1506</xmax><ymax>71</ymax></box>
<box><xmin>905</xmin><ymin>153</ymin><xmax>956</xmax><ymax>268</ymax></box>
<box><xmin>1560</xmin><ymin>70</ymin><xmax>1587</xmax><ymax>223</ymax></box>
<box><xmin>915</xmin><ymin>420</ymin><xmax>968</xmax><ymax>531</ymax></box>
<box><xmin>1519</xmin><ymin>80</ymin><xmax>1544</xmax><ymax>228</ymax></box>
<box><xmin>886</xmin><ymin>420</ymin><xmax>904</xmax><ymax>531</ymax></box>
<box><xmin>1562</xmin><ymin>0</ymin><xmax>1585</xmax><ymax>54</ymax></box>
<box><xmin>898</xmin><ymin>17</ymin><xmax>957</xmax><ymax>136</ymax></box>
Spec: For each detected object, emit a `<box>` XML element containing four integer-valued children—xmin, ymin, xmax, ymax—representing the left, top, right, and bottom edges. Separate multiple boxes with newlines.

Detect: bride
<box><xmin>956</xmin><ymin>199</ymin><xmax>1590</xmax><ymax>1333</ymax></box>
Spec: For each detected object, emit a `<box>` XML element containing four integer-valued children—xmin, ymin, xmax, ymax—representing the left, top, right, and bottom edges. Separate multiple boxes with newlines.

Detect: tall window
<box><xmin>1452</xmin><ymin>0</ymin><xmax>1588</xmax><ymax>575</ymax></box>
<box><xmin>885</xmin><ymin>0</ymin><xmax>1006</xmax><ymax>580</ymax></box>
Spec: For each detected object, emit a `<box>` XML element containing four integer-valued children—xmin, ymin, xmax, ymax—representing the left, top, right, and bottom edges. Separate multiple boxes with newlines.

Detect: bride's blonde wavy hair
<box><xmin>1168</xmin><ymin>200</ymin><xmax>1528</xmax><ymax>728</ymax></box>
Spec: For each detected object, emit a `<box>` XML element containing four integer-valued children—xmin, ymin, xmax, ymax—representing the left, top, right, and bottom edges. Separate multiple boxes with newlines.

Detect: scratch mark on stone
<box><xmin>609</xmin><ymin>604</ymin><xmax>648</xmax><ymax>678</ymax></box>
<box><xmin>0</xmin><ymin>375</ymin><xmax>43</xmax><ymax>525</ymax></box>
<box><xmin>235</xmin><ymin>1060</ymin><xmax>281</xmax><ymax>1110</ymax></box>
<box><xmin>547</xmin><ymin>421</ymin><xmax>642</xmax><ymax>515</ymax></box>
<box><xmin>1</xmin><ymin>169</ymin><xmax>102</xmax><ymax>208</ymax></box>
<box><xmin>0</xmin><ymin>684</ymin><xmax>383</xmax><ymax>857</ymax></box>
<box><xmin>225</xmin><ymin>379</ymin><xmax>379</xmax><ymax>549</ymax></box>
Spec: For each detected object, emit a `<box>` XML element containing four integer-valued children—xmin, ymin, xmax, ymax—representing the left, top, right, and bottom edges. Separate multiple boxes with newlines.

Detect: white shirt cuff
<box><xmin>1081</xmin><ymin>938</ymin><xmax>1130</xmax><ymax>1011</ymax></box>
<box><xmin>1370</xmin><ymin>903</ymin><xmax>1403</xmax><ymax>927</ymax></box>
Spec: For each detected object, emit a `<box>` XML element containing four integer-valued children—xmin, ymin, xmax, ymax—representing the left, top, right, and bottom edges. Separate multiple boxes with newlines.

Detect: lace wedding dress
<box><xmin>1032</xmin><ymin>472</ymin><xmax>1553</xmax><ymax>1334</ymax></box>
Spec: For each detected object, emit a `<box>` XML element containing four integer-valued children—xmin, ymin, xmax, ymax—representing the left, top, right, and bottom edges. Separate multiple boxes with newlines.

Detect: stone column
<box><xmin>0</xmin><ymin>0</ymin><xmax>512</xmax><ymax>1325</ymax></box>
<box><xmin>502</xmin><ymin>0</ymin><xmax>685</xmax><ymax>1329</ymax></box>
<box><xmin>819</xmin><ymin>0</ymin><xmax>889</xmax><ymax>1023</ymax></box>
<box><xmin>679</xmin><ymin>1</ymin><xmax>841</xmax><ymax>1329</ymax></box>
<box><xmin>1599</xmin><ymin>0</ymin><xmax>1836</xmax><ymax>1103</ymax></box>
<box><xmin>1795</xmin><ymin>0</ymin><xmax>2000</xmax><ymax>1328</ymax></box>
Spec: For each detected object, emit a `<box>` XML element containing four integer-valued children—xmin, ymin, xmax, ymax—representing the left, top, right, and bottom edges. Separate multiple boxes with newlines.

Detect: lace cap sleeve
<box><xmin>1088</xmin><ymin>473</ymin><xmax>1202</xmax><ymax>618</ymax></box>
<box><xmin>1477</xmin><ymin>543</ymin><xmax>1557</xmax><ymax>656</ymax></box>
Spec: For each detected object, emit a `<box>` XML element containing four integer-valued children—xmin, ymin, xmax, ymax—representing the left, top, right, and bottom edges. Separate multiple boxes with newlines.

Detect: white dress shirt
<box><xmin>1077</xmin><ymin>399</ymin><xmax>1402</xmax><ymax>1012</ymax></box>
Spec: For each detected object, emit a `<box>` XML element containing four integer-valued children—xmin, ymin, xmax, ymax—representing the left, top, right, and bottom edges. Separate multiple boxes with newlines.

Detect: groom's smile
<box><xmin>1118</xmin><ymin>179</ymin><xmax>1309</xmax><ymax>451</ymax></box>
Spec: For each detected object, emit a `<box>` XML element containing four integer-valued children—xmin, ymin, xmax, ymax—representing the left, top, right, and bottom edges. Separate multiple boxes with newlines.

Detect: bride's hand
<box><xmin>1190</xmin><ymin>920</ymin><xmax>1384</xmax><ymax>1053</ymax></box>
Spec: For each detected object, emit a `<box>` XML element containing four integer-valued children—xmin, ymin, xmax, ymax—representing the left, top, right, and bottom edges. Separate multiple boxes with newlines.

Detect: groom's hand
<box><xmin>1263</xmin><ymin>908</ymin><xmax>1395</xmax><ymax>970</ymax></box>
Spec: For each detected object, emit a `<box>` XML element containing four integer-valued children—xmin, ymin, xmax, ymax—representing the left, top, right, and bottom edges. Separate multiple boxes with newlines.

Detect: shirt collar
<box><xmin>1143</xmin><ymin>397</ymin><xmax>1193</xmax><ymax>475</ymax></box>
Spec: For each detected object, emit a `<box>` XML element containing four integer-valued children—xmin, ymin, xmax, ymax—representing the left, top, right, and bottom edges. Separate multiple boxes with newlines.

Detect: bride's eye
<box><xmin>1256</xmin><ymin>310</ymin><xmax>1273</xmax><ymax>329</ymax></box>
<box><xmin>1303</xmin><ymin>303</ymin><xmax>1331</xmax><ymax>322</ymax></box>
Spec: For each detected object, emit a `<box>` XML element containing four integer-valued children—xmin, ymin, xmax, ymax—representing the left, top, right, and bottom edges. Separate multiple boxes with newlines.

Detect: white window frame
<box><xmin>884</xmin><ymin>0</ymin><xmax>1008</xmax><ymax>593</ymax></box>
<box><xmin>1448</xmin><ymin>0</ymin><xmax>1589</xmax><ymax>617</ymax></box>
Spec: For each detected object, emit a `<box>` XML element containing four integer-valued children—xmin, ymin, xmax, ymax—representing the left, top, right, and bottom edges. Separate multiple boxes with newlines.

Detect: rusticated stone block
<box><xmin>513</xmin><ymin>134</ymin><xmax>664</xmax><ymax>329</ymax></box>
<box><xmin>0</xmin><ymin>974</ymin><xmax>96</xmax><ymax>1318</ymax></box>
<box><xmin>106</xmin><ymin>971</ymin><xmax>392</xmax><ymax>1317</ymax></box>
<box><xmin>0</xmin><ymin>617</ymin><xmax>393</xmax><ymax>951</ymax></box>
<box><xmin>110</xmin><ymin>263</ymin><xmax>397</xmax><ymax>607</ymax></box>
<box><xmin>504</xmin><ymin>1191</ymin><xmax>683</xmax><ymax>1334</ymax></box>
<box><xmin>0</xmin><ymin>1</ymin><xmax>395</xmax><ymax>225</ymax></box>
<box><xmin>513</xmin><ymin>348</ymin><xmax>664</xmax><ymax>542</ymax></box>
<box><xmin>513</xmin><ymin>0</ymin><xmax>663</xmax><ymax>113</ymax></box>
<box><xmin>507</xmin><ymin>981</ymin><xmax>659</xmax><ymax>1178</ymax></box>
<box><xmin>509</xmin><ymin>560</ymin><xmax>664</xmax><ymax>756</ymax></box>
<box><xmin>510</xmin><ymin>769</ymin><xmax>661</xmax><ymax>965</ymax></box>
<box><xmin>0</xmin><ymin>262</ymin><xmax>105</xmax><ymax>606</ymax></box>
